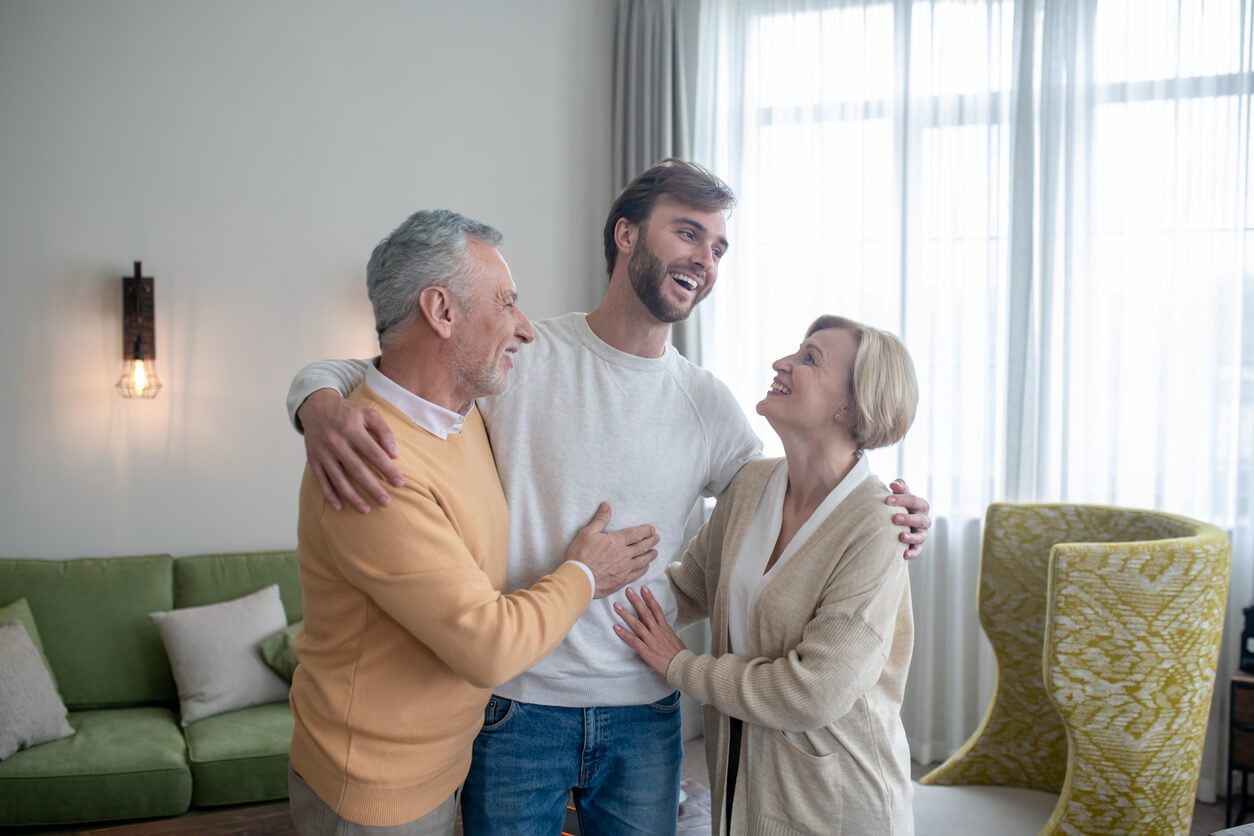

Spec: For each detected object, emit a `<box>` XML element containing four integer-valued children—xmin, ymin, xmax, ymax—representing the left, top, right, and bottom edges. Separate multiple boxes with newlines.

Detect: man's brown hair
<box><xmin>602</xmin><ymin>159</ymin><xmax>736</xmax><ymax>277</ymax></box>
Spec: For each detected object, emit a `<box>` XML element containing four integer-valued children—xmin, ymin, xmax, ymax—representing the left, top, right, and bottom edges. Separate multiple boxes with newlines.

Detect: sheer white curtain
<box><xmin>694</xmin><ymin>0</ymin><xmax>1254</xmax><ymax>799</ymax></box>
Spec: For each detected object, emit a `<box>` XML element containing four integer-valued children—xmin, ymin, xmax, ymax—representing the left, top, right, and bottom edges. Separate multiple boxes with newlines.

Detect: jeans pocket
<box><xmin>481</xmin><ymin>695</ymin><xmax>515</xmax><ymax>731</ymax></box>
<box><xmin>647</xmin><ymin>689</ymin><xmax>682</xmax><ymax>714</ymax></box>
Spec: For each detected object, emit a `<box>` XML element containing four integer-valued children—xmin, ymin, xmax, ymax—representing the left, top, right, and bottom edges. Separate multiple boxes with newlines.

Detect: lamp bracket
<box><xmin>122</xmin><ymin>261</ymin><xmax>155</xmax><ymax>361</ymax></box>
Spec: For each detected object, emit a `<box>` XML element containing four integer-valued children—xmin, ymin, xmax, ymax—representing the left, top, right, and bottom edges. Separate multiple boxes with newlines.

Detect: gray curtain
<box><xmin>612</xmin><ymin>0</ymin><xmax>710</xmax><ymax>745</ymax></box>
<box><xmin>612</xmin><ymin>0</ymin><xmax>691</xmax><ymax>192</ymax></box>
<box><xmin>611</xmin><ymin>0</ymin><xmax>703</xmax><ymax>360</ymax></box>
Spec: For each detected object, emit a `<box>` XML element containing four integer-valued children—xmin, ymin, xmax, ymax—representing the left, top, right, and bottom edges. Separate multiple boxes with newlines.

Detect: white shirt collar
<box><xmin>365</xmin><ymin>359</ymin><xmax>473</xmax><ymax>440</ymax></box>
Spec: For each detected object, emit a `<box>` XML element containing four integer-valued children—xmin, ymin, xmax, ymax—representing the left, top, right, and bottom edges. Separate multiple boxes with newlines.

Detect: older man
<box><xmin>286</xmin><ymin>209</ymin><xmax>659</xmax><ymax>836</ymax></box>
<box><xmin>287</xmin><ymin>161</ymin><xmax>932</xmax><ymax>834</ymax></box>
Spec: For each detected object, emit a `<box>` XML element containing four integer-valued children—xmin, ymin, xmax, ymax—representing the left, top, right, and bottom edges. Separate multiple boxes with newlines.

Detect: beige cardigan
<box><xmin>667</xmin><ymin>458</ymin><xmax>914</xmax><ymax>836</ymax></box>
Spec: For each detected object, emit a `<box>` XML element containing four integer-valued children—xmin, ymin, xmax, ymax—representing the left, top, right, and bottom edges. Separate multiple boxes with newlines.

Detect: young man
<box><xmin>286</xmin><ymin>209</ymin><xmax>660</xmax><ymax>835</ymax></box>
<box><xmin>287</xmin><ymin>161</ymin><xmax>931</xmax><ymax>835</ymax></box>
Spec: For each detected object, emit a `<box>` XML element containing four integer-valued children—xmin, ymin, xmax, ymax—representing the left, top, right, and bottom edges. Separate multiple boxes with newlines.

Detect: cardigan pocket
<box><xmin>745</xmin><ymin>725</ymin><xmax>842</xmax><ymax>834</ymax></box>
<box><xmin>779</xmin><ymin>727</ymin><xmax>840</xmax><ymax>759</ymax></box>
<box><xmin>751</xmin><ymin>813</ymin><xmax>822</xmax><ymax>836</ymax></box>
<box><xmin>769</xmin><ymin>725</ymin><xmax>908</xmax><ymax>836</ymax></box>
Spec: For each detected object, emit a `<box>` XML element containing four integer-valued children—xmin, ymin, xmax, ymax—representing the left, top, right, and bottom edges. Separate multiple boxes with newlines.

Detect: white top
<box><xmin>728</xmin><ymin>455</ymin><xmax>869</xmax><ymax>656</ymax></box>
<box><xmin>288</xmin><ymin>312</ymin><xmax>762</xmax><ymax>706</ymax></box>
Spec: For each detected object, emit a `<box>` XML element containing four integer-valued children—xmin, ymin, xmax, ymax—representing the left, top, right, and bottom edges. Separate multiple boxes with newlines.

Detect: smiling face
<box><xmin>625</xmin><ymin>196</ymin><xmax>728</xmax><ymax>323</ymax></box>
<box><xmin>450</xmin><ymin>238</ymin><xmax>534</xmax><ymax>399</ymax></box>
<box><xmin>757</xmin><ymin>326</ymin><xmax>860</xmax><ymax>439</ymax></box>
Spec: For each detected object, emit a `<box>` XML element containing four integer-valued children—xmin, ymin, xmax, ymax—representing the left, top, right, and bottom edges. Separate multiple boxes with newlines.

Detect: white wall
<box><xmin>0</xmin><ymin>0</ymin><xmax>614</xmax><ymax>558</ymax></box>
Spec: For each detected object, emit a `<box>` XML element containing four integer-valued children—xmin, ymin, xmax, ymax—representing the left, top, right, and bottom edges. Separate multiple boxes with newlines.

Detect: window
<box><xmin>695</xmin><ymin>0</ymin><xmax>1254</xmax><ymax>784</ymax></box>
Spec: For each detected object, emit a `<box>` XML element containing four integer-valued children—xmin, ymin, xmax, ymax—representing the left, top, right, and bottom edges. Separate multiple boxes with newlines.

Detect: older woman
<box><xmin>614</xmin><ymin>314</ymin><xmax>917</xmax><ymax>836</ymax></box>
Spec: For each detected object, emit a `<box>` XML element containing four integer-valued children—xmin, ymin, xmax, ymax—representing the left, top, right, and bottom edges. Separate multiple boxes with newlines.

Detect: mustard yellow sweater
<box><xmin>288</xmin><ymin>384</ymin><xmax>591</xmax><ymax>826</ymax></box>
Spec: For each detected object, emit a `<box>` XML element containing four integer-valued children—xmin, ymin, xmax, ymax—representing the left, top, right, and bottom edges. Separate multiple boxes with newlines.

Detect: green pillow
<box><xmin>259</xmin><ymin>621</ymin><xmax>302</xmax><ymax>682</ymax></box>
<box><xmin>0</xmin><ymin>598</ymin><xmax>58</xmax><ymax>692</ymax></box>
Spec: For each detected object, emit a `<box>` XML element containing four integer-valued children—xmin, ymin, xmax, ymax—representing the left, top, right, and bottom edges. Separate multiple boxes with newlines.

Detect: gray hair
<box><xmin>366</xmin><ymin>209</ymin><xmax>504</xmax><ymax>350</ymax></box>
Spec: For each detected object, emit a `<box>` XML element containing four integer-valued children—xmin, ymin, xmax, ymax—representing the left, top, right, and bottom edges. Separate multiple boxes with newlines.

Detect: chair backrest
<box><xmin>921</xmin><ymin>503</ymin><xmax>1077</xmax><ymax>791</ymax></box>
<box><xmin>920</xmin><ymin>503</ymin><xmax>1230</xmax><ymax>822</ymax></box>
<box><xmin>1041</xmin><ymin>511</ymin><xmax>1230</xmax><ymax>834</ymax></box>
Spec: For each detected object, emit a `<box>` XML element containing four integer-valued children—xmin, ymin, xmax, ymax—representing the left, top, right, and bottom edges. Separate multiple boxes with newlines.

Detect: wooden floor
<box><xmin>75</xmin><ymin>803</ymin><xmax>296</xmax><ymax>836</ymax></box>
<box><xmin>26</xmin><ymin>791</ymin><xmax>1240</xmax><ymax>835</ymax></box>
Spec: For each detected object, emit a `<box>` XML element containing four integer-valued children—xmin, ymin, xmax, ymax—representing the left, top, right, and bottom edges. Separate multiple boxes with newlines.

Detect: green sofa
<box><xmin>0</xmin><ymin>550</ymin><xmax>301</xmax><ymax>830</ymax></box>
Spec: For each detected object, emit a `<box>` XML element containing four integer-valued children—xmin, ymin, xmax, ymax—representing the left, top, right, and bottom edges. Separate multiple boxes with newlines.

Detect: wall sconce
<box><xmin>116</xmin><ymin>261</ymin><xmax>162</xmax><ymax>399</ymax></box>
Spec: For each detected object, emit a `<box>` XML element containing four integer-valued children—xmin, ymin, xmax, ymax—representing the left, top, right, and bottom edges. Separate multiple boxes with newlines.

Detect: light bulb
<box><xmin>131</xmin><ymin>360</ymin><xmax>148</xmax><ymax>394</ymax></box>
<box><xmin>116</xmin><ymin>357</ymin><xmax>162</xmax><ymax>398</ymax></box>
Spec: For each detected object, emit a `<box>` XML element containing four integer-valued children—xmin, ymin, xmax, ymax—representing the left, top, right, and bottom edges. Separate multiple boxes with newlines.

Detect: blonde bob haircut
<box><xmin>807</xmin><ymin>315</ymin><xmax>918</xmax><ymax>450</ymax></box>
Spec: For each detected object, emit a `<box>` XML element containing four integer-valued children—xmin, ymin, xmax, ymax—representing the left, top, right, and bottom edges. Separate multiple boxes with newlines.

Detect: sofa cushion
<box><xmin>150</xmin><ymin>584</ymin><xmax>291</xmax><ymax>726</ymax></box>
<box><xmin>0</xmin><ymin>555</ymin><xmax>176</xmax><ymax>709</ymax></box>
<box><xmin>184</xmin><ymin>701</ymin><xmax>294</xmax><ymax>807</ymax></box>
<box><xmin>0</xmin><ymin>598</ymin><xmax>59</xmax><ymax>692</ymax></box>
<box><xmin>0</xmin><ymin>706</ymin><xmax>191</xmax><ymax>827</ymax></box>
<box><xmin>0</xmin><ymin>619</ymin><xmax>75</xmax><ymax>760</ymax></box>
<box><xmin>173</xmin><ymin>550</ymin><xmax>302</xmax><ymax>624</ymax></box>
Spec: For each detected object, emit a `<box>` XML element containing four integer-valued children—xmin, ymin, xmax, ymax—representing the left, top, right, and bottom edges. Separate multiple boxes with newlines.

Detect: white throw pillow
<box><xmin>149</xmin><ymin>584</ymin><xmax>290</xmax><ymax>726</ymax></box>
<box><xmin>0</xmin><ymin>618</ymin><xmax>75</xmax><ymax>760</ymax></box>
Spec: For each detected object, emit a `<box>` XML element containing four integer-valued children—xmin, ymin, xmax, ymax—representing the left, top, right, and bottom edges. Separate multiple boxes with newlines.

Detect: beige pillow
<box><xmin>0</xmin><ymin>619</ymin><xmax>75</xmax><ymax>760</ymax></box>
<box><xmin>0</xmin><ymin>598</ymin><xmax>58</xmax><ymax>692</ymax></box>
<box><xmin>149</xmin><ymin>584</ymin><xmax>290</xmax><ymax>726</ymax></box>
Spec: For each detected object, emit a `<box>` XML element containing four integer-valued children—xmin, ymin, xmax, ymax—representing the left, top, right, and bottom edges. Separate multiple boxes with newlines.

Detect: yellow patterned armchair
<box><xmin>913</xmin><ymin>503</ymin><xmax>1231</xmax><ymax>836</ymax></box>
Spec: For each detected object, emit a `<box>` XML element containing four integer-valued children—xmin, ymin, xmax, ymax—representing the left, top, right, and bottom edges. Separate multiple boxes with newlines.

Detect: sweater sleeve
<box><xmin>666</xmin><ymin>525</ymin><xmax>907</xmax><ymax>732</ymax></box>
<box><xmin>286</xmin><ymin>358</ymin><xmax>371</xmax><ymax>431</ymax></box>
<box><xmin>667</xmin><ymin>487</ymin><xmax>731</xmax><ymax>629</ymax></box>
<box><xmin>669</xmin><ymin>458</ymin><xmax>772</xmax><ymax>630</ymax></box>
<box><xmin>317</xmin><ymin>481</ymin><xmax>592</xmax><ymax>689</ymax></box>
<box><xmin>701</xmin><ymin>384</ymin><xmax>762</xmax><ymax>499</ymax></box>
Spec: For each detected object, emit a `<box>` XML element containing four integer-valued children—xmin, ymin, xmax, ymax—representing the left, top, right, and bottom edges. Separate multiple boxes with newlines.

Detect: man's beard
<box><xmin>627</xmin><ymin>233</ymin><xmax>706</xmax><ymax>323</ymax></box>
<box><xmin>452</xmin><ymin>344</ymin><xmax>509</xmax><ymax>399</ymax></box>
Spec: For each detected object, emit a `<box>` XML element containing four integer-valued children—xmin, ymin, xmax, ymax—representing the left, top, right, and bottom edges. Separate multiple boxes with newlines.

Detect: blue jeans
<box><xmin>461</xmin><ymin>692</ymin><xmax>684</xmax><ymax>836</ymax></box>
